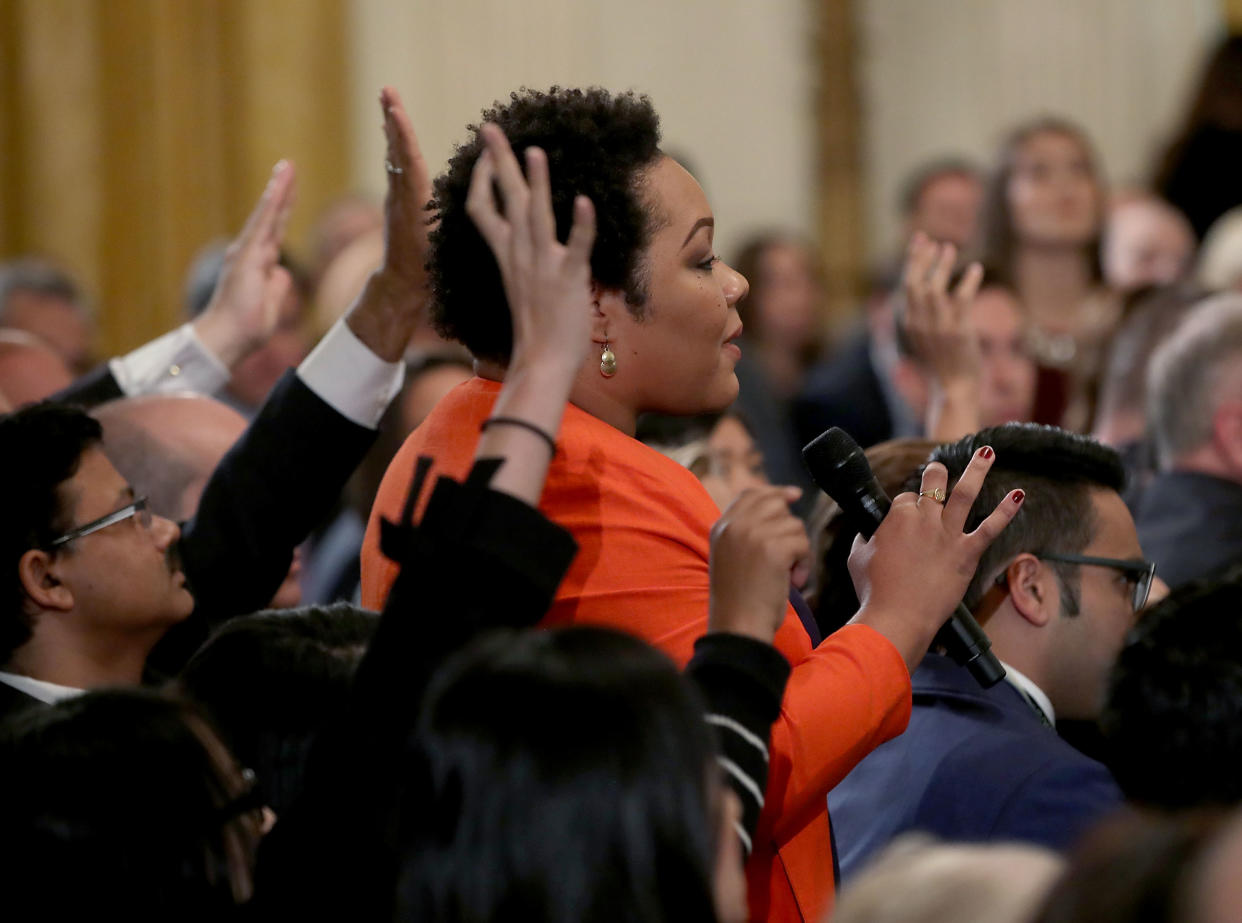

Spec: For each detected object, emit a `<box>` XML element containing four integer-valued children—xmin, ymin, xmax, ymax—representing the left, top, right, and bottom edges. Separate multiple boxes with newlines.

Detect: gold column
<box><xmin>814</xmin><ymin>0</ymin><xmax>866</xmax><ymax>324</ymax></box>
<box><xmin>1224</xmin><ymin>0</ymin><xmax>1242</xmax><ymax>31</ymax></box>
<box><xmin>0</xmin><ymin>0</ymin><xmax>349</xmax><ymax>357</ymax></box>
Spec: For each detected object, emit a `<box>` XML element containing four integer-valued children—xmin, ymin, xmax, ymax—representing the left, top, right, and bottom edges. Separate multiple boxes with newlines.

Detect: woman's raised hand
<box><xmin>467</xmin><ymin>123</ymin><xmax>596</xmax><ymax>373</ymax></box>
<box><xmin>848</xmin><ymin>446</ymin><xmax>1024</xmax><ymax>673</ymax></box>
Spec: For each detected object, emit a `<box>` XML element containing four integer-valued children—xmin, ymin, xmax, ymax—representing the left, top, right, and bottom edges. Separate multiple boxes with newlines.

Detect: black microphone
<box><xmin>802</xmin><ymin>427</ymin><xmax>1005</xmax><ymax>689</ymax></box>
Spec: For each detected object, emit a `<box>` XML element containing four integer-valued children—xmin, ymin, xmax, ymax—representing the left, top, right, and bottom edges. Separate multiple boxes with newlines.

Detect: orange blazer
<box><xmin>361</xmin><ymin>378</ymin><xmax>912</xmax><ymax>922</ymax></box>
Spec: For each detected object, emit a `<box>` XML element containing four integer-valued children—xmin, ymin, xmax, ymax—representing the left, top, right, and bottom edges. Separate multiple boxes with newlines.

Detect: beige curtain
<box><xmin>0</xmin><ymin>0</ymin><xmax>349</xmax><ymax>357</ymax></box>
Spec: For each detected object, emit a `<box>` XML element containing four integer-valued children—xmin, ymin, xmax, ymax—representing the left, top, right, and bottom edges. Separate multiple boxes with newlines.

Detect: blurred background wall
<box><xmin>0</xmin><ymin>0</ymin><xmax>1236</xmax><ymax>350</ymax></box>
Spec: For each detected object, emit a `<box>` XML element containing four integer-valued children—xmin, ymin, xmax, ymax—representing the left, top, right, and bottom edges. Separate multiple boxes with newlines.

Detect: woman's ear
<box><xmin>591</xmin><ymin>282</ymin><xmax>627</xmax><ymax>344</ymax></box>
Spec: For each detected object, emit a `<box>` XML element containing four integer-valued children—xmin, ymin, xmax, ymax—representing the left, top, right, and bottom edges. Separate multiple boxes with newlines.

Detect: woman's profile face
<box><xmin>608</xmin><ymin>156</ymin><xmax>748</xmax><ymax>416</ymax></box>
<box><xmin>1007</xmin><ymin>130</ymin><xmax>1100</xmax><ymax>248</ymax></box>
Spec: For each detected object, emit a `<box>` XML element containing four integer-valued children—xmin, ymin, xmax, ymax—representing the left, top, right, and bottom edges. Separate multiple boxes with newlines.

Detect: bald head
<box><xmin>0</xmin><ymin>329</ymin><xmax>74</xmax><ymax>407</ymax></box>
<box><xmin>92</xmin><ymin>393</ymin><xmax>247</xmax><ymax>522</ymax></box>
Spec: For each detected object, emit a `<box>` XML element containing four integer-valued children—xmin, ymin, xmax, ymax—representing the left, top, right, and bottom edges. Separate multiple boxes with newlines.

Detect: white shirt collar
<box><xmin>999</xmin><ymin>661</ymin><xmax>1055</xmax><ymax>726</ymax></box>
<box><xmin>0</xmin><ymin>670</ymin><xmax>84</xmax><ymax>705</ymax></box>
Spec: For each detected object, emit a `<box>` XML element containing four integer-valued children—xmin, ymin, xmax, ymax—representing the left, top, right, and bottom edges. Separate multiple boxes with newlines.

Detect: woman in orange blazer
<box><xmin>362</xmin><ymin>87</ymin><xmax>1022</xmax><ymax>922</ymax></box>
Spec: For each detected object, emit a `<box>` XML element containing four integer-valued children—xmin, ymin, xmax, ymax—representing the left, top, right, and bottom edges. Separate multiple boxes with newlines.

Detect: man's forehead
<box><xmin>63</xmin><ymin>447</ymin><xmax>131</xmax><ymax>514</ymax></box>
<box><xmin>1086</xmin><ymin>488</ymin><xmax>1143</xmax><ymax>556</ymax></box>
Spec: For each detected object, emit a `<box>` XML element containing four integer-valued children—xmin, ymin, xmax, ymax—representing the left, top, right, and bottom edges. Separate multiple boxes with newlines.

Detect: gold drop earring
<box><xmin>600</xmin><ymin>340</ymin><xmax>617</xmax><ymax>378</ymax></box>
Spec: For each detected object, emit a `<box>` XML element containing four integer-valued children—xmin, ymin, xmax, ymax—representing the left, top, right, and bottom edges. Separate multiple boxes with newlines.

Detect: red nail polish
<box><xmin>980</xmin><ymin>446</ymin><xmax>994</xmax><ymax>460</ymax></box>
<box><xmin>1012</xmin><ymin>489</ymin><xmax>1025</xmax><ymax>504</ymax></box>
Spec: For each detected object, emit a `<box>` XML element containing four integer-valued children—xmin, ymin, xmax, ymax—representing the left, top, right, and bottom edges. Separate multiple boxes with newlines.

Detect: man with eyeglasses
<box><xmin>0</xmin><ymin>98</ymin><xmax>436</xmax><ymax>722</ymax></box>
<box><xmin>829</xmin><ymin>423</ymin><xmax>1148</xmax><ymax>878</ymax></box>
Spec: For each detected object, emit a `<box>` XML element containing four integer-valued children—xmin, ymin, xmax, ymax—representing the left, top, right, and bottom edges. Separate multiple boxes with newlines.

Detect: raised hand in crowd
<box><xmin>191</xmin><ymin>160</ymin><xmax>297</xmax><ymax>368</ymax></box>
<box><xmin>849</xmin><ymin>446</ymin><xmax>1023</xmax><ymax>673</ymax></box>
<box><xmin>709</xmin><ymin>485</ymin><xmax>808</xmax><ymax>643</ymax></box>
<box><xmin>466</xmin><ymin>122</ymin><xmax>596</xmax><ymax>504</ymax></box>
<box><xmin>900</xmin><ymin>231</ymin><xmax>985</xmax><ymax>442</ymax></box>
<box><xmin>343</xmin><ymin>86</ymin><xmax>436</xmax><ymax>363</ymax></box>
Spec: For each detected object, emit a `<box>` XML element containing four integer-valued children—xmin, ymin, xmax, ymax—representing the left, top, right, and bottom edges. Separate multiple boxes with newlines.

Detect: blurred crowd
<box><xmin>6</xmin><ymin>28</ymin><xmax>1242</xmax><ymax>923</ymax></box>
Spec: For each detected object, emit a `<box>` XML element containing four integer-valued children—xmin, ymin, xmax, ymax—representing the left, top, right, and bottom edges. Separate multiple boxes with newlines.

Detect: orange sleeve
<box><xmin>765</xmin><ymin>624</ymin><xmax>912</xmax><ymax>842</ymax></box>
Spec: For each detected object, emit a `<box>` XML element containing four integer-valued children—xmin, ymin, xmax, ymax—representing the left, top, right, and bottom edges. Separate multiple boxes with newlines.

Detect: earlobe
<box><xmin>18</xmin><ymin>550</ymin><xmax>74</xmax><ymax>612</ymax></box>
<box><xmin>1006</xmin><ymin>555</ymin><xmax>1053</xmax><ymax>628</ymax></box>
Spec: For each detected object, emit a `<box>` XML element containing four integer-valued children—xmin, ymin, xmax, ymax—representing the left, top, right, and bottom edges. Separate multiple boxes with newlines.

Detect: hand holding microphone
<box><xmin>803</xmin><ymin>428</ymin><xmax>1022</xmax><ymax>687</ymax></box>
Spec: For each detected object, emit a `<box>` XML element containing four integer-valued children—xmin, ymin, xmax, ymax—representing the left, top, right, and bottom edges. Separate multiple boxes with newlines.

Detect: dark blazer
<box><xmin>0</xmin><ymin>682</ymin><xmax>41</xmax><ymax>728</ymax></box>
<box><xmin>793</xmin><ymin>332</ymin><xmax>897</xmax><ymax>451</ymax></box>
<box><xmin>828</xmin><ymin>653</ymin><xmax>1121</xmax><ymax>880</ymax></box>
<box><xmin>1134</xmin><ymin>470</ymin><xmax>1242</xmax><ymax>590</ymax></box>
<box><xmin>52</xmin><ymin>366</ymin><xmax>377</xmax><ymax>676</ymax></box>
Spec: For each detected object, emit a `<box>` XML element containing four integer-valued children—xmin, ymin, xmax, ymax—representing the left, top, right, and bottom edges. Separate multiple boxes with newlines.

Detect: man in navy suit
<box><xmin>830</xmin><ymin>423</ymin><xmax>1149</xmax><ymax>878</ymax></box>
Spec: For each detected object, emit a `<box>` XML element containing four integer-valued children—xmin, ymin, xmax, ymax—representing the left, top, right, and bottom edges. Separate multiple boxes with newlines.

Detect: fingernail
<box><xmin>1012</xmin><ymin>489</ymin><xmax>1025</xmax><ymax>504</ymax></box>
<box><xmin>980</xmin><ymin>446</ymin><xmax>994</xmax><ymax>460</ymax></box>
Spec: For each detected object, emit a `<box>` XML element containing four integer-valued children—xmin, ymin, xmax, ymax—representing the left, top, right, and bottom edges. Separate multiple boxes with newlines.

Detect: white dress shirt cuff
<box><xmin>296</xmin><ymin>318</ymin><xmax>405</xmax><ymax>430</ymax></box>
<box><xmin>107</xmin><ymin>324</ymin><xmax>230</xmax><ymax>397</ymax></box>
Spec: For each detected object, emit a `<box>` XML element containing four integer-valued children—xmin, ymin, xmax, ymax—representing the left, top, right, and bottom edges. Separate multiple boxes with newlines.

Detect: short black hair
<box><xmin>396</xmin><ymin>626</ymin><xmax>718</xmax><ymax>922</ymax></box>
<box><xmin>922</xmin><ymin>424</ymin><xmax>1126</xmax><ymax>612</ymax></box>
<box><xmin>0</xmin><ymin>687</ymin><xmax>257</xmax><ymax>918</ymax></box>
<box><xmin>0</xmin><ymin>403</ymin><xmax>101</xmax><ymax>663</ymax></box>
<box><xmin>429</xmin><ymin>87</ymin><xmax>663</xmax><ymax>364</ymax></box>
<box><xmin>1102</xmin><ymin>566</ymin><xmax>1242</xmax><ymax>810</ymax></box>
<box><xmin>176</xmin><ymin>603</ymin><xmax>379</xmax><ymax>816</ymax></box>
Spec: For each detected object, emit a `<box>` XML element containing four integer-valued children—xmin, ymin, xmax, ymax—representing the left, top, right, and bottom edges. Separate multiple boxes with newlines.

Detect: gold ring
<box><xmin>919</xmin><ymin>488</ymin><xmax>946</xmax><ymax>502</ymax></box>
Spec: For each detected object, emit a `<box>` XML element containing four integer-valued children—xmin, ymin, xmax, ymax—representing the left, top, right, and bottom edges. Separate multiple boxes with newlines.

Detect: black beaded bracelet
<box><xmin>480</xmin><ymin>416</ymin><xmax>557</xmax><ymax>455</ymax></box>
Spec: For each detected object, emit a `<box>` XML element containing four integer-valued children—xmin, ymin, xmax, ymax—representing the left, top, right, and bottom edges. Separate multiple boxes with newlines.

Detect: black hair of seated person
<box><xmin>0</xmin><ymin>687</ymin><xmax>260</xmax><ymax>920</ymax></box>
<box><xmin>396</xmin><ymin>626</ymin><xmax>719</xmax><ymax>923</ymax></box>
<box><xmin>921</xmin><ymin>423</ymin><xmax>1126</xmax><ymax>613</ymax></box>
<box><xmin>807</xmin><ymin>438</ymin><xmax>938</xmax><ymax>638</ymax></box>
<box><xmin>0</xmin><ymin>402</ymin><xmax>101</xmax><ymax>663</ymax></box>
<box><xmin>175</xmin><ymin>603</ymin><xmax>379</xmax><ymax>817</ymax></box>
<box><xmin>1101</xmin><ymin>566</ymin><xmax>1242</xmax><ymax>810</ymax></box>
<box><xmin>1030</xmin><ymin>809</ymin><xmax>1223</xmax><ymax>923</ymax></box>
<box><xmin>429</xmin><ymin>87</ymin><xmax>662</xmax><ymax>365</ymax></box>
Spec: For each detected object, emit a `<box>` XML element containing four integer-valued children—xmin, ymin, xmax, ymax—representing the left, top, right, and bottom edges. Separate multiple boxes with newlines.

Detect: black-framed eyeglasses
<box><xmin>1035</xmin><ymin>552</ymin><xmax>1156</xmax><ymax>612</ymax></box>
<box><xmin>48</xmin><ymin>496</ymin><xmax>152</xmax><ymax>548</ymax></box>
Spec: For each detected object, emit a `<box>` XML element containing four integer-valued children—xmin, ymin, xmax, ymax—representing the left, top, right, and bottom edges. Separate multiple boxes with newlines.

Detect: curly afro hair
<box><xmin>428</xmin><ymin>87</ymin><xmax>662</xmax><ymax>365</ymax></box>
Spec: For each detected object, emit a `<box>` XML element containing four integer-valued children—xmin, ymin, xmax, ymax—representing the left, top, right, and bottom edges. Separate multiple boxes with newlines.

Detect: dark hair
<box><xmin>1154</xmin><ymin>36</ymin><xmax>1242</xmax><ymax>193</ymax></box>
<box><xmin>922</xmin><ymin>423</ymin><xmax>1125</xmax><ymax>612</ymax></box>
<box><xmin>807</xmin><ymin>438</ymin><xmax>939</xmax><ymax>637</ymax></box>
<box><xmin>975</xmin><ymin>117</ymin><xmax>1104</xmax><ymax>286</ymax></box>
<box><xmin>429</xmin><ymin>87</ymin><xmax>663</xmax><ymax>364</ymax></box>
<box><xmin>1102</xmin><ymin>566</ymin><xmax>1242</xmax><ymax>810</ymax></box>
<box><xmin>0</xmin><ymin>688</ymin><xmax>259</xmax><ymax>920</ymax></box>
<box><xmin>1031</xmin><ymin>809</ymin><xmax>1222</xmax><ymax>923</ymax></box>
<box><xmin>898</xmin><ymin>157</ymin><xmax>983</xmax><ymax>217</ymax></box>
<box><xmin>0</xmin><ymin>258</ymin><xmax>85</xmax><ymax>318</ymax></box>
<box><xmin>176</xmin><ymin>603</ymin><xmax>379</xmax><ymax>817</ymax></box>
<box><xmin>396</xmin><ymin>626</ymin><xmax>719</xmax><ymax>923</ymax></box>
<box><xmin>0</xmin><ymin>403</ymin><xmax>101</xmax><ymax>662</ymax></box>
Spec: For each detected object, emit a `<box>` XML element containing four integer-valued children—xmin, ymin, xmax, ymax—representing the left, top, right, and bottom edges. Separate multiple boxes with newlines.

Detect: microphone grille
<box><xmin>801</xmin><ymin>427</ymin><xmax>873</xmax><ymax>498</ymax></box>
